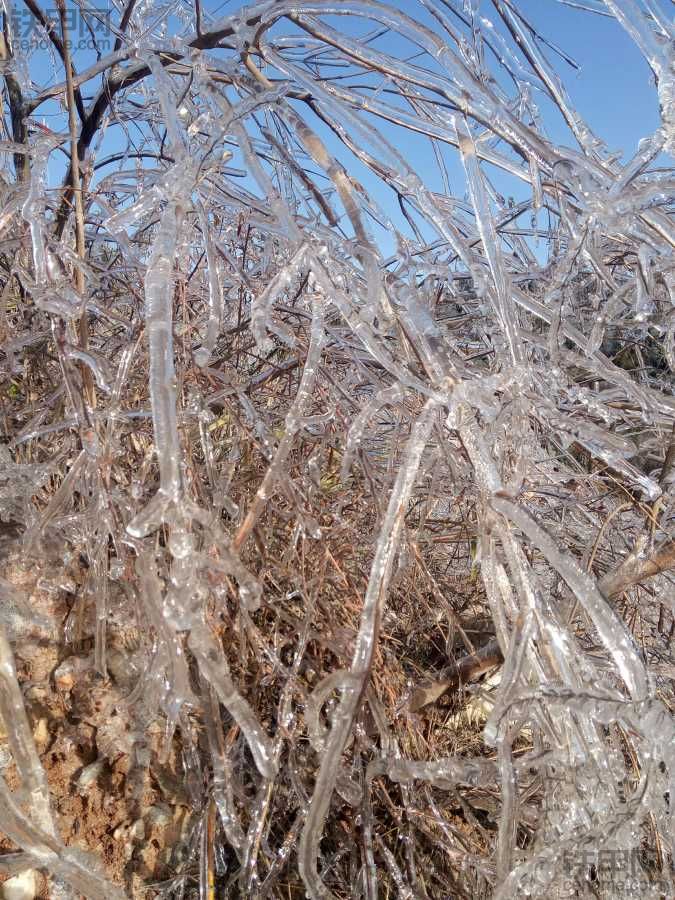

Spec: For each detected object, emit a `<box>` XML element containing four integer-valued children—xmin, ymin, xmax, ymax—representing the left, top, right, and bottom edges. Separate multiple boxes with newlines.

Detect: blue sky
<box><xmin>25</xmin><ymin>1</ymin><xmax>666</xmax><ymax>153</ymax></box>
<box><xmin>512</xmin><ymin>0</ymin><xmax>662</xmax><ymax>156</ymax></box>
<box><xmin>262</xmin><ymin>0</ymin><xmax>669</xmax><ymax>252</ymax></box>
<box><xmin>15</xmin><ymin>0</ymin><xmax>670</xmax><ymax>255</ymax></box>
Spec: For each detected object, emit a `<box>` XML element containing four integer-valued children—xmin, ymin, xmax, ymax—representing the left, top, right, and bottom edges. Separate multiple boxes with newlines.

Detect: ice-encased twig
<box><xmin>491</xmin><ymin>495</ymin><xmax>649</xmax><ymax>700</ymax></box>
<box><xmin>194</xmin><ymin>201</ymin><xmax>225</xmax><ymax>368</ymax></box>
<box><xmin>0</xmin><ymin>771</ymin><xmax>124</xmax><ymax>899</ymax></box>
<box><xmin>234</xmin><ymin>279</ymin><xmax>327</xmax><ymax>551</ymax></box>
<box><xmin>0</xmin><ymin>625</ymin><xmax>56</xmax><ymax>835</ymax></box>
<box><xmin>127</xmin><ymin>201</ymin><xmax>183</xmax><ymax>537</ymax></box>
<box><xmin>603</xmin><ymin>0</ymin><xmax>675</xmax><ymax>154</ymax></box>
<box><xmin>299</xmin><ymin>397</ymin><xmax>440</xmax><ymax>899</ymax></box>
<box><xmin>201</xmin><ymin>677</ymin><xmax>246</xmax><ymax>854</ymax></box>
<box><xmin>137</xmin><ymin>554</ymin><xmax>194</xmax><ymax>726</ymax></box>
<box><xmin>188</xmin><ymin>622</ymin><xmax>276</xmax><ymax>779</ymax></box>
<box><xmin>455</xmin><ymin>117</ymin><xmax>523</xmax><ymax>367</ymax></box>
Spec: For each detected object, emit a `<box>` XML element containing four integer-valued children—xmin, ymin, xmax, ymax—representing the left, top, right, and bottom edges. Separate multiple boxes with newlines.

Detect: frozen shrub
<box><xmin>0</xmin><ymin>1</ymin><xmax>673</xmax><ymax>897</ymax></box>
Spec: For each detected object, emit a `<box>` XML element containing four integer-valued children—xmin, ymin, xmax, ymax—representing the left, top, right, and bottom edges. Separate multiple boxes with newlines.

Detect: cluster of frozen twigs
<box><xmin>0</xmin><ymin>0</ymin><xmax>674</xmax><ymax>896</ymax></box>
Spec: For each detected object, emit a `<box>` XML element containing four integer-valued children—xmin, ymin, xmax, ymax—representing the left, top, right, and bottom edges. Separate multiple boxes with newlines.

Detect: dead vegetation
<box><xmin>0</xmin><ymin>1</ymin><xmax>674</xmax><ymax>898</ymax></box>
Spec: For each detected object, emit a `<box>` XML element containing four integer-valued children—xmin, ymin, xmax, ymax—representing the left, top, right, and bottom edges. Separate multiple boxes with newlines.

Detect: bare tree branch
<box><xmin>599</xmin><ymin>540</ymin><xmax>675</xmax><ymax>600</ymax></box>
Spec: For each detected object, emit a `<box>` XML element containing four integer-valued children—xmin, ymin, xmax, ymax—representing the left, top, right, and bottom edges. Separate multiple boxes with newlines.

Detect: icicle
<box><xmin>127</xmin><ymin>201</ymin><xmax>183</xmax><ymax>537</ymax></box>
<box><xmin>194</xmin><ymin>202</ymin><xmax>225</xmax><ymax>368</ymax></box>
<box><xmin>299</xmin><ymin>398</ymin><xmax>440</xmax><ymax>900</ymax></box>
<box><xmin>251</xmin><ymin>243</ymin><xmax>306</xmax><ymax>353</ymax></box>
<box><xmin>188</xmin><ymin>624</ymin><xmax>276</xmax><ymax>779</ymax></box>
<box><xmin>490</xmin><ymin>495</ymin><xmax>648</xmax><ymax>700</ymax></box>
<box><xmin>455</xmin><ymin>117</ymin><xmax>524</xmax><ymax>366</ymax></box>
<box><xmin>341</xmin><ymin>384</ymin><xmax>405</xmax><ymax>481</ymax></box>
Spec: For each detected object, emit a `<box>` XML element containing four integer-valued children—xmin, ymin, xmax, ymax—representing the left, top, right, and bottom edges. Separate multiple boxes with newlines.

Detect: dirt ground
<box><xmin>0</xmin><ymin>553</ymin><xmax>196</xmax><ymax>898</ymax></box>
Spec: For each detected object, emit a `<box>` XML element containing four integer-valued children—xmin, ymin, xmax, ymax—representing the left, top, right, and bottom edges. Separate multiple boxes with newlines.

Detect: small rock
<box><xmin>129</xmin><ymin>819</ymin><xmax>146</xmax><ymax>841</ymax></box>
<box><xmin>145</xmin><ymin>804</ymin><xmax>172</xmax><ymax>828</ymax></box>
<box><xmin>32</xmin><ymin>718</ymin><xmax>49</xmax><ymax>751</ymax></box>
<box><xmin>1</xmin><ymin>869</ymin><xmax>37</xmax><ymax>900</ymax></box>
<box><xmin>76</xmin><ymin>758</ymin><xmax>105</xmax><ymax>793</ymax></box>
<box><xmin>53</xmin><ymin>654</ymin><xmax>92</xmax><ymax>693</ymax></box>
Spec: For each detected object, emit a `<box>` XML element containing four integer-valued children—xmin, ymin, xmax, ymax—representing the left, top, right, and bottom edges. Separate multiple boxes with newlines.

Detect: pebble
<box><xmin>1</xmin><ymin>870</ymin><xmax>38</xmax><ymax>900</ymax></box>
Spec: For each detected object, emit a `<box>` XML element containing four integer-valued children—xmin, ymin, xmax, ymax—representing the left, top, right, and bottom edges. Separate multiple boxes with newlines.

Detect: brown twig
<box><xmin>409</xmin><ymin>637</ymin><xmax>503</xmax><ymax>712</ymax></box>
<box><xmin>23</xmin><ymin>0</ymin><xmax>86</xmax><ymax>120</ymax></box>
<box><xmin>599</xmin><ymin>539</ymin><xmax>675</xmax><ymax>600</ymax></box>
<box><xmin>56</xmin><ymin>0</ymin><xmax>95</xmax><ymax>410</ymax></box>
<box><xmin>0</xmin><ymin>18</ymin><xmax>28</xmax><ymax>181</ymax></box>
